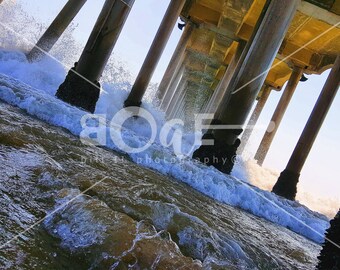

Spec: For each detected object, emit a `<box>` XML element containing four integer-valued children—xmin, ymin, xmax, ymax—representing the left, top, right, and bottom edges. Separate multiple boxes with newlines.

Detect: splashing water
<box><xmin>0</xmin><ymin>48</ymin><xmax>330</xmax><ymax>245</ymax></box>
<box><xmin>0</xmin><ymin>101</ymin><xmax>322</xmax><ymax>269</ymax></box>
<box><xmin>237</xmin><ymin>159</ymin><xmax>340</xmax><ymax>218</ymax></box>
<box><xmin>0</xmin><ymin>2</ymin><xmax>336</xmax><ymax>269</ymax></box>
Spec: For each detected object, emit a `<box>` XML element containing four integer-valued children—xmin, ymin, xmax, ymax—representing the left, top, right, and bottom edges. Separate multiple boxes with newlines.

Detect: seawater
<box><xmin>0</xmin><ymin>2</ymin><xmax>336</xmax><ymax>268</ymax></box>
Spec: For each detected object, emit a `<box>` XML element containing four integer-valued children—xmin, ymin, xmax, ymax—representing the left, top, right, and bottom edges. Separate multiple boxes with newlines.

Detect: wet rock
<box><xmin>44</xmin><ymin>189</ymin><xmax>203</xmax><ymax>269</ymax></box>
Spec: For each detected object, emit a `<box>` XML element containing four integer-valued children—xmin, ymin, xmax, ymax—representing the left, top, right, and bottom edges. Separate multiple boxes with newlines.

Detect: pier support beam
<box><xmin>124</xmin><ymin>0</ymin><xmax>186</xmax><ymax>108</ymax></box>
<box><xmin>161</xmin><ymin>63</ymin><xmax>185</xmax><ymax>111</ymax></box>
<box><xmin>172</xmin><ymin>88</ymin><xmax>187</xmax><ymax>119</ymax></box>
<box><xmin>166</xmin><ymin>75</ymin><xmax>187</xmax><ymax>118</ymax></box>
<box><xmin>193</xmin><ymin>0</ymin><xmax>299</xmax><ymax>174</ymax></box>
<box><xmin>205</xmin><ymin>41</ymin><xmax>247</xmax><ymax>115</ymax></box>
<box><xmin>171</xmin><ymin>89</ymin><xmax>187</xmax><ymax>118</ymax></box>
<box><xmin>272</xmin><ymin>55</ymin><xmax>340</xmax><ymax>200</ymax></box>
<box><xmin>166</xmin><ymin>78</ymin><xmax>186</xmax><ymax>116</ymax></box>
<box><xmin>27</xmin><ymin>0</ymin><xmax>87</xmax><ymax>61</ymax></box>
<box><xmin>157</xmin><ymin>21</ymin><xmax>195</xmax><ymax>102</ymax></box>
<box><xmin>254</xmin><ymin>66</ymin><xmax>303</xmax><ymax>165</ymax></box>
<box><xmin>56</xmin><ymin>0</ymin><xmax>134</xmax><ymax>113</ymax></box>
<box><xmin>238</xmin><ymin>85</ymin><xmax>272</xmax><ymax>154</ymax></box>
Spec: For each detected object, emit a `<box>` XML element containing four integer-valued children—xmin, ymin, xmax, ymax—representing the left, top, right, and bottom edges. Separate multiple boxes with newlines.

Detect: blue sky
<box><xmin>16</xmin><ymin>0</ymin><xmax>340</xmax><ymax>199</ymax></box>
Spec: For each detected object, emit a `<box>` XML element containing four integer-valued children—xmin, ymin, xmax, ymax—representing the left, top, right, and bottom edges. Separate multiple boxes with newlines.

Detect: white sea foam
<box><xmin>238</xmin><ymin>159</ymin><xmax>340</xmax><ymax>218</ymax></box>
<box><xmin>0</xmin><ymin>49</ymin><xmax>331</xmax><ymax>244</ymax></box>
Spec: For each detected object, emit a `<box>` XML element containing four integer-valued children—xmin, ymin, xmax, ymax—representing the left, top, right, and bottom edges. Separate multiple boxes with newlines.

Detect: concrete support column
<box><xmin>254</xmin><ymin>66</ymin><xmax>303</xmax><ymax>165</ymax></box>
<box><xmin>182</xmin><ymin>89</ymin><xmax>193</xmax><ymax>128</ymax></box>
<box><xmin>27</xmin><ymin>0</ymin><xmax>87</xmax><ymax>61</ymax></box>
<box><xmin>166</xmin><ymin>76</ymin><xmax>186</xmax><ymax>116</ymax></box>
<box><xmin>161</xmin><ymin>63</ymin><xmax>185</xmax><ymax>111</ymax></box>
<box><xmin>272</xmin><ymin>55</ymin><xmax>340</xmax><ymax>200</ymax></box>
<box><xmin>172</xmin><ymin>90</ymin><xmax>187</xmax><ymax>119</ymax></box>
<box><xmin>157</xmin><ymin>21</ymin><xmax>195</xmax><ymax>101</ymax></box>
<box><xmin>200</xmin><ymin>90</ymin><xmax>213</xmax><ymax>113</ymax></box>
<box><xmin>166</xmin><ymin>76</ymin><xmax>187</xmax><ymax>118</ymax></box>
<box><xmin>124</xmin><ymin>0</ymin><xmax>186</xmax><ymax>107</ymax></box>
<box><xmin>238</xmin><ymin>85</ymin><xmax>272</xmax><ymax>154</ymax></box>
<box><xmin>178</xmin><ymin>104</ymin><xmax>186</xmax><ymax>119</ymax></box>
<box><xmin>75</xmin><ymin>0</ymin><xmax>134</xmax><ymax>82</ymax></box>
<box><xmin>175</xmin><ymin>93</ymin><xmax>186</xmax><ymax>120</ymax></box>
<box><xmin>205</xmin><ymin>41</ymin><xmax>247</xmax><ymax>115</ymax></box>
<box><xmin>193</xmin><ymin>0</ymin><xmax>299</xmax><ymax>174</ymax></box>
<box><xmin>202</xmin><ymin>0</ymin><xmax>273</xmax><ymax>129</ymax></box>
<box><xmin>56</xmin><ymin>0</ymin><xmax>134</xmax><ymax>113</ymax></box>
<box><xmin>171</xmin><ymin>90</ymin><xmax>187</xmax><ymax>118</ymax></box>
